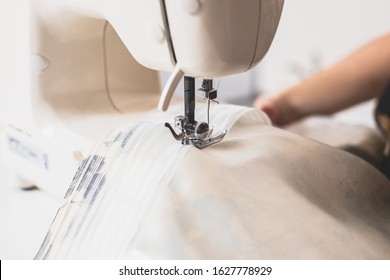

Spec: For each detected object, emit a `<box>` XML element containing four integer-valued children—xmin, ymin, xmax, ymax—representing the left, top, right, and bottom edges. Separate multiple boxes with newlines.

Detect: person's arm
<box><xmin>254</xmin><ymin>33</ymin><xmax>390</xmax><ymax>125</ymax></box>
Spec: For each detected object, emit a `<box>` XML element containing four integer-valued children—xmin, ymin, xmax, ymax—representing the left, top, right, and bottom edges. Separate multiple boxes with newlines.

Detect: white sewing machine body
<box><xmin>0</xmin><ymin>0</ymin><xmax>284</xmax><ymax>197</ymax></box>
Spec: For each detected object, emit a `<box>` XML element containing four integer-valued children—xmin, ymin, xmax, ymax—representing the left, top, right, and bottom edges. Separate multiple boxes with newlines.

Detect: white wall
<box><xmin>256</xmin><ymin>0</ymin><xmax>390</xmax><ymax>95</ymax></box>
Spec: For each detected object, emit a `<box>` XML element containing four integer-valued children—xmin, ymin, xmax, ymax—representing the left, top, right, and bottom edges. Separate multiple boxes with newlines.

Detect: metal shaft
<box><xmin>184</xmin><ymin>76</ymin><xmax>196</xmax><ymax>124</ymax></box>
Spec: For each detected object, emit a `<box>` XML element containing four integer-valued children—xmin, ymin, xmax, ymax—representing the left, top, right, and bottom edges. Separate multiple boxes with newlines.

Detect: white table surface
<box><xmin>0</xmin><ymin>159</ymin><xmax>61</xmax><ymax>260</ymax></box>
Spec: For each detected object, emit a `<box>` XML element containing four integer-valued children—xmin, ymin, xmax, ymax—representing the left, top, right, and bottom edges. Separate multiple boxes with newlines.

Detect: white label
<box><xmin>7</xmin><ymin>136</ymin><xmax>49</xmax><ymax>170</ymax></box>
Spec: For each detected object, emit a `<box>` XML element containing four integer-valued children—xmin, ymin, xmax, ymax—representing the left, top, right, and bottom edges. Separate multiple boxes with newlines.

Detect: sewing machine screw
<box><xmin>194</xmin><ymin>122</ymin><xmax>209</xmax><ymax>140</ymax></box>
<box><xmin>174</xmin><ymin>115</ymin><xmax>188</xmax><ymax>129</ymax></box>
<box><xmin>198</xmin><ymin>79</ymin><xmax>217</xmax><ymax>100</ymax></box>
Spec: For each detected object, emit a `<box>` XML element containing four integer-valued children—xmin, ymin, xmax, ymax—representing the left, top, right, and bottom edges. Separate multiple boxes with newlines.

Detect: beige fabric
<box><xmin>36</xmin><ymin>105</ymin><xmax>390</xmax><ymax>259</ymax></box>
<box><xmin>285</xmin><ymin>116</ymin><xmax>385</xmax><ymax>166</ymax></box>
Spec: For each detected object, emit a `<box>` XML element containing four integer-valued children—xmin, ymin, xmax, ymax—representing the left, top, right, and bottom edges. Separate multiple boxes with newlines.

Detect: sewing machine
<box><xmin>0</xmin><ymin>0</ymin><xmax>284</xmax><ymax>197</ymax></box>
<box><xmin>4</xmin><ymin>1</ymin><xmax>390</xmax><ymax>261</ymax></box>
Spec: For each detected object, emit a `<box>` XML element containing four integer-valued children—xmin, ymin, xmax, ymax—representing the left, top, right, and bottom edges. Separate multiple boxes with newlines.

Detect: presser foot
<box><xmin>165</xmin><ymin>77</ymin><xmax>226</xmax><ymax>149</ymax></box>
<box><xmin>164</xmin><ymin>116</ymin><xmax>227</xmax><ymax>149</ymax></box>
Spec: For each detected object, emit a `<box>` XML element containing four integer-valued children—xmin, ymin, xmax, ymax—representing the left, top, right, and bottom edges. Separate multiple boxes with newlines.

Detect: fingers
<box><xmin>253</xmin><ymin>96</ymin><xmax>279</xmax><ymax>124</ymax></box>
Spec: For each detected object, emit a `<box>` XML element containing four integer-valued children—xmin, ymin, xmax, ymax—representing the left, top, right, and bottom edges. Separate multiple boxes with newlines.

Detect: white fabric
<box><xmin>36</xmin><ymin>104</ymin><xmax>390</xmax><ymax>259</ymax></box>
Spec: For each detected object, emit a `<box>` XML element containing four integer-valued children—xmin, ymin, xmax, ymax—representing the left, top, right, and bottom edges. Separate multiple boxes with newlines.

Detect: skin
<box><xmin>254</xmin><ymin>33</ymin><xmax>390</xmax><ymax>126</ymax></box>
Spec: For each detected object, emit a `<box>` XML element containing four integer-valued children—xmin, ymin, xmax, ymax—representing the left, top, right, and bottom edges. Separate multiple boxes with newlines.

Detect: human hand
<box><xmin>253</xmin><ymin>96</ymin><xmax>280</xmax><ymax>125</ymax></box>
<box><xmin>253</xmin><ymin>94</ymin><xmax>301</xmax><ymax>126</ymax></box>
